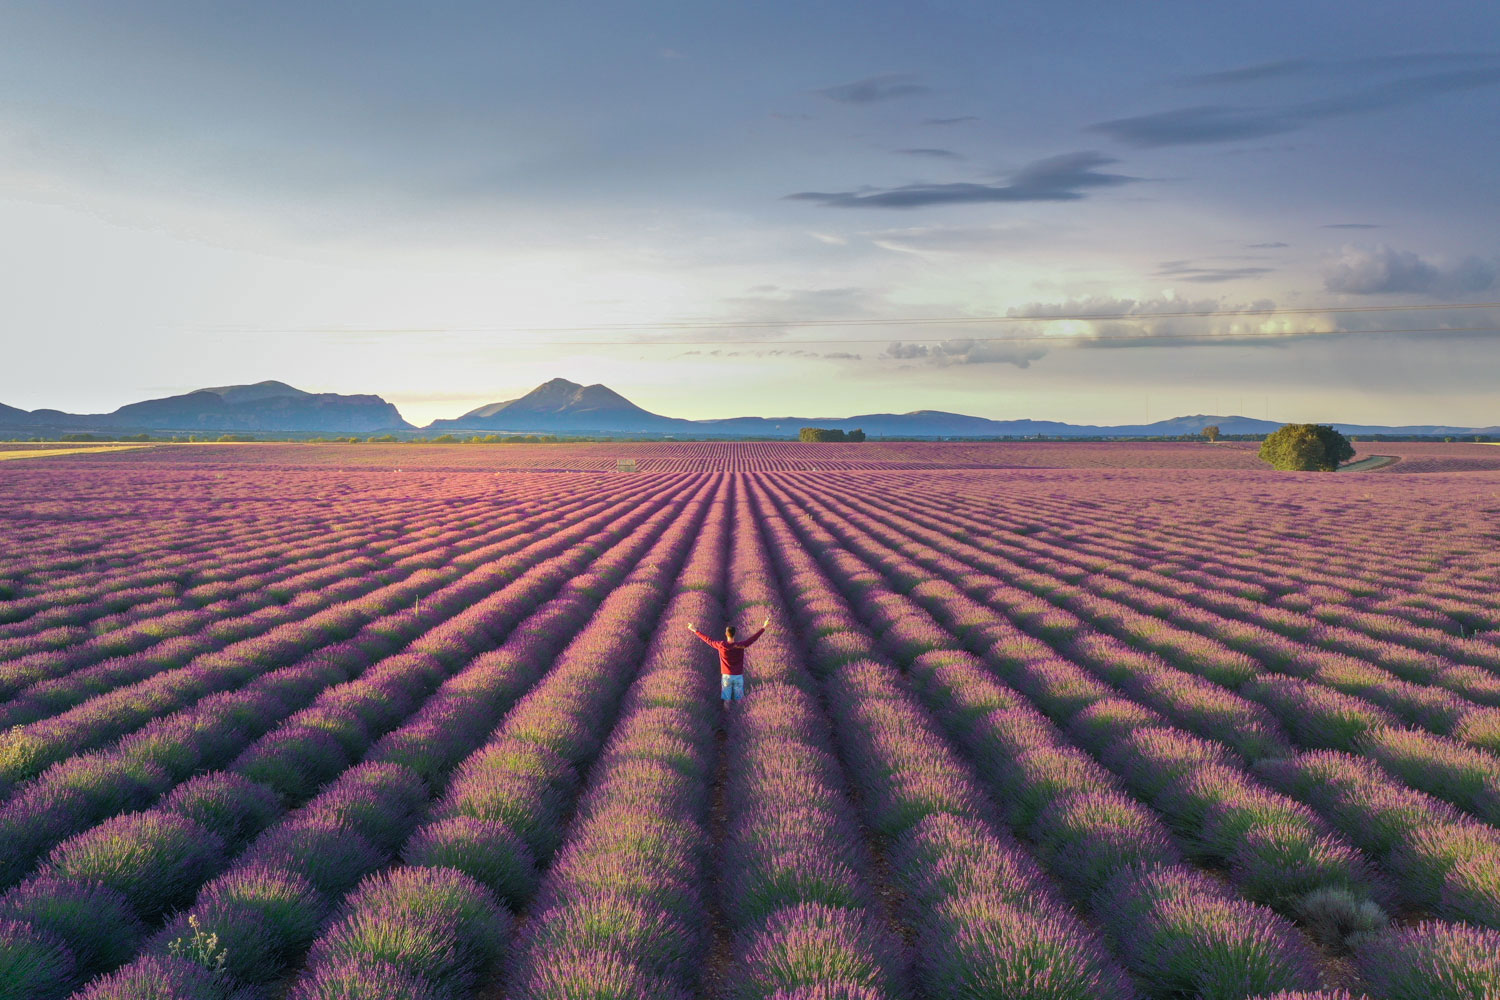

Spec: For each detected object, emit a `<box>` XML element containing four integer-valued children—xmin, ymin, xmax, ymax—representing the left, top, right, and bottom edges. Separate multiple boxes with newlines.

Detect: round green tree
<box><xmin>1258</xmin><ymin>423</ymin><xmax>1355</xmax><ymax>471</ymax></box>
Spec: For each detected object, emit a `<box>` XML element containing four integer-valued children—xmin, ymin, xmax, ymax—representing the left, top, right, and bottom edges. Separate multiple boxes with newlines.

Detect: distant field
<box><xmin>1</xmin><ymin>442</ymin><xmax>1498</xmax><ymax>998</ymax></box>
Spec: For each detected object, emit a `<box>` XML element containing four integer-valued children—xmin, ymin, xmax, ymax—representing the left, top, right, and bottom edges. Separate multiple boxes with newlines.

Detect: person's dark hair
<box><xmin>725</xmin><ymin>625</ymin><xmax>737</xmax><ymax>640</ymax></box>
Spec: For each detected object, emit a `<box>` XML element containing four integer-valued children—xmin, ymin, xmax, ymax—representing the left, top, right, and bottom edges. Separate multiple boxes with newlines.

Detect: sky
<box><xmin>1</xmin><ymin>1</ymin><xmax>1497</xmax><ymax>427</ymax></box>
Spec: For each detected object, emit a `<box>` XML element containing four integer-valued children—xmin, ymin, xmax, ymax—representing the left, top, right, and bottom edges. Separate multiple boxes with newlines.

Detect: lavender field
<box><xmin>1</xmin><ymin>441</ymin><xmax>1498</xmax><ymax>1000</ymax></box>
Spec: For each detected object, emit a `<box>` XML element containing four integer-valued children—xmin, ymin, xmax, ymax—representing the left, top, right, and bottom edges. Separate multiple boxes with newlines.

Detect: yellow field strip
<box><xmin>0</xmin><ymin>445</ymin><xmax>157</xmax><ymax>461</ymax></box>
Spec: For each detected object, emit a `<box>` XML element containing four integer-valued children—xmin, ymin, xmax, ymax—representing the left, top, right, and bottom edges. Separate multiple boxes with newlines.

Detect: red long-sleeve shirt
<box><xmin>692</xmin><ymin>628</ymin><xmax>764</xmax><ymax>675</ymax></box>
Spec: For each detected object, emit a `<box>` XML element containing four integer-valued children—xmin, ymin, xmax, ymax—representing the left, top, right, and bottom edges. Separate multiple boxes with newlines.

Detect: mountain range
<box><xmin>0</xmin><ymin>382</ymin><xmax>412</xmax><ymax>434</ymax></box>
<box><xmin>2</xmin><ymin>378</ymin><xmax>1496</xmax><ymax>439</ymax></box>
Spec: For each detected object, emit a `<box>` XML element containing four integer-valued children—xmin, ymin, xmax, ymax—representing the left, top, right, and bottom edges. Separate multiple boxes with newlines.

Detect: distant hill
<box><xmin>426</xmin><ymin>378</ymin><xmax>680</xmax><ymax>434</ymax></box>
<box><xmin>2</xmin><ymin>378</ymin><xmax>1495</xmax><ymax>438</ymax></box>
<box><xmin>422</xmin><ymin>379</ymin><xmax>1499</xmax><ymax>439</ymax></box>
<box><xmin>0</xmin><ymin>381</ymin><xmax>412</xmax><ymax>433</ymax></box>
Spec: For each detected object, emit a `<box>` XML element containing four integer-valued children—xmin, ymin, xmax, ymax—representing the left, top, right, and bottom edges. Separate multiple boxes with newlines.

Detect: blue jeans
<box><xmin>721</xmin><ymin>674</ymin><xmax>745</xmax><ymax>701</ymax></box>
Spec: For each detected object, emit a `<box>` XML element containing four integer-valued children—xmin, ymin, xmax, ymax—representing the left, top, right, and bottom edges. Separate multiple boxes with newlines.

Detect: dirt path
<box><xmin>1338</xmin><ymin>454</ymin><xmax>1398</xmax><ymax>472</ymax></box>
<box><xmin>701</xmin><ymin>719</ymin><xmax>735</xmax><ymax>998</ymax></box>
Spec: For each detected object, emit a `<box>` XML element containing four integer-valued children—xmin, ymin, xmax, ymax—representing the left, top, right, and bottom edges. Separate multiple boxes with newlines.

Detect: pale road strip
<box><xmin>1338</xmin><ymin>454</ymin><xmax>1399</xmax><ymax>472</ymax></box>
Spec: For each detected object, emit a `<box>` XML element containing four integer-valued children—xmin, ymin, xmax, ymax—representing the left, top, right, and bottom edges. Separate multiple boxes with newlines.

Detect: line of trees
<box><xmin>798</xmin><ymin>427</ymin><xmax>866</xmax><ymax>442</ymax></box>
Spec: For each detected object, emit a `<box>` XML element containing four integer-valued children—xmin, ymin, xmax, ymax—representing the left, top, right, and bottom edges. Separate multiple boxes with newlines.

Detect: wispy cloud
<box><xmin>1322</xmin><ymin>223</ymin><xmax>1381</xmax><ymax>229</ymax></box>
<box><xmin>924</xmin><ymin>115</ymin><xmax>978</xmax><ymax>126</ymax></box>
<box><xmin>1177</xmin><ymin>58</ymin><xmax>1311</xmax><ymax>86</ymax></box>
<box><xmin>894</xmin><ymin>147</ymin><xmax>962</xmax><ymax>159</ymax></box>
<box><xmin>1089</xmin><ymin>105</ymin><xmax>1295</xmax><ymax>146</ymax></box>
<box><xmin>1155</xmin><ymin>260</ymin><xmax>1275</xmax><ymax>283</ymax></box>
<box><xmin>884</xmin><ymin>339</ymin><xmax>1047</xmax><ymax>368</ymax></box>
<box><xmin>1178</xmin><ymin>51</ymin><xmax>1500</xmax><ymax>87</ymax></box>
<box><xmin>862</xmin><ymin>223</ymin><xmax>1048</xmax><ymax>255</ymax></box>
<box><xmin>817</xmin><ymin>74</ymin><xmax>929</xmax><ymax>104</ymax></box>
<box><xmin>1092</xmin><ymin>62</ymin><xmax>1500</xmax><ymax>146</ymax></box>
<box><xmin>1245</xmin><ymin>241</ymin><xmax>1289</xmax><ymax>248</ymax></box>
<box><xmin>786</xmin><ymin>151</ymin><xmax>1133</xmax><ymax>209</ymax></box>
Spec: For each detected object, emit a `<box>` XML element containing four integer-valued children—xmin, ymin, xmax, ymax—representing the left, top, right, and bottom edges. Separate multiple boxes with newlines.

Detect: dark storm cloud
<box><xmin>894</xmin><ymin>147</ymin><xmax>962</xmax><ymax>159</ymax></box>
<box><xmin>1322</xmin><ymin>245</ymin><xmax>1498</xmax><ymax>295</ymax></box>
<box><xmin>786</xmin><ymin>151</ymin><xmax>1133</xmax><ymax>209</ymax></box>
<box><xmin>817</xmin><ymin>74</ymin><xmax>929</xmax><ymax>103</ymax></box>
<box><xmin>1092</xmin><ymin>65</ymin><xmax>1500</xmax><ymax>147</ymax></box>
<box><xmin>1155</xmin><ymin>260</ymin><xmax>1275</xmax><ymax>283</ymax></box>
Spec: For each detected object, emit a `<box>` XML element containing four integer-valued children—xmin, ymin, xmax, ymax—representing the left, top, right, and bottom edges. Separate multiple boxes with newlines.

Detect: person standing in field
<box><xmin>689</xmin><ymin>617</ymin><xmax>769</xmax><ymax>705</ymax></box>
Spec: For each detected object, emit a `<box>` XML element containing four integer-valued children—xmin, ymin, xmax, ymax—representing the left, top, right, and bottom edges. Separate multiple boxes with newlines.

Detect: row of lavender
<box><xmin>279</xmin><ymin>477</ymin><xmax>722</xmax><ymax>999</ymax></box>
<box><xmin>803</xmin><ymin>476</ymin><xmax>1500</xmax><ymax>936</ymax></box>
<box><xmin>0</xmin><ymin>473</ymin><xmax>672</xmax><ymax>791</ymax></box>
<box><xmin>751</xmin><ymin>478</ymin><xmax>1329</xmax><ymax>999</ymax></box>
<box><xmin>764</xmin><ymin>474</ymin><xmax>1500</xmax><ymax>997</ymax></box>
<box><xmin>0</xmin><ymin>472</ymin><xmax>611</xmax><ymax>705</ymax></box>
<box><xmin>0</xmin><ymin>474</ymin><xmax>713</xmax><ymax>997</ymax></box>
<box><xmin>910</xmin><ymin>480</ymin><xmax>1500</xmax><ymax>705</ymax></box>
<box><xmin>0</xmin><ymin>466</ymin><xmax>604</xmax><ymax>635</ymax></box>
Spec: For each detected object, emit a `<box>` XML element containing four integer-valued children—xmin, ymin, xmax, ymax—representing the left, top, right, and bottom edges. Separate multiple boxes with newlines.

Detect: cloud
<box><xmin>1245</xmin><ymin>242</ymin><xmax>1289</xmax><ymax>249</ymax></box>
<box><xmin>1089</xmin><ymin>105</ymin><xmax>1296</xmax><ymax>146</ymax></box>
<box><xmin>862</xmin><ymin>223</ymin><xmax>1047</xmax><ymax>255</ymax></box>
<box><xmin>924</xmin><ymin>116</ymin><xmax>979</xmax><ymax>126</ymax></box>
<box><xmin>884</xmin><ymin>339</ymin><xmax>1047</xmax><ymax>368</ymax></box>
<box><xmin>1321</xmin><ymin>223</ymin><xmax>1380</xmax><ymax>229</ymax></box>
<box><xmin>1091</xmin><ymin>64</ymin><xmax>1500</xmax><ymax>147</ymax></box>
<box><xmin>1154</xmin><ymin>260</ymin><xmax>1275</xmax><ymax>283</ymax></box>
<box><xmin>1178</xmin><ymin>59</ymin><xmax>1312</xmax><ymax>86</ymax></box>
<box><xmin>894</xmin><ymin>147</ymin><xmax>962</xmax><ymax>159</ymax></box>
<box><xmin>1000</xmin><ymin>294</ymin><xmax>1321</xmax><ymax>349</ymax></box>
<box><xmin>1179</xmin><ymin>52</ymin><xmax>1500</xmax><ymax>87</ymax></box>
<box><xmin>786</xmin><ymin>151</ymin><xmax>1134</xmax><ymax>209</ymax></box>
<box><xmin>1321</xmin><ymin>244</ymin><xmax>1497</xmax><ymax>295</ymax></box>
<box><xmin>817</xmin><ymin>74</ymin><xmax>929</xmax><ymax>104</ymax></box>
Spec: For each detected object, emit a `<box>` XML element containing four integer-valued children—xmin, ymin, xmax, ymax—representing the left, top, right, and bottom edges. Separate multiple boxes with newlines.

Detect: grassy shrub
<box><xmin>241</xmin><ymin>820</ymin><xmax>382</xmax><ymax>897</ymax></box>
<box><xmin>1356</xmin><ymin>920</ymin><xmax>1500</xmax><ymax>1000</ymax></box>
<box><xmin>402</xmin><ymin>817</ymin><xmax>538</xmax><ymax>909</ymax></box>
<box><xmin>72</xmin><ymin>955</ymin><xmax>229</xmax><ymax>1000</ymax></box>
<box><xmin>0</xmin><ymin>876</ymin><xmax>143</xmax><ymax>975</ymax></box>
<box><xmin>920</xmin><ymin>894</ymin><xmax>1133</xmax><ymax>1000</ymax></box>
<box><xmin>45</xmin><ymin>813</ymin><xmax>224</xmax><ymax>919</ymax></box>
<box><xmin>732</xmin><ymin>902</ymin><xmax>899</xmax><ymax>1000</ymax></box>
<box><xmin>290</xmin><ymin>956</ymin><xmax>442</xmax><ymax>1000</ymax></box>
<box><xmin>510</xmin><ymin>948</ymin><xmax>689</xmax><ymax>1000</ymax></box>
<box><xmin>307</xmin><ymin>867</ymin><xmax>509</xmax><ymax>999</ymax></box>
<box><xmin>155</xmin><ymin>865</ymin><xmax>324</xmax><ymax>985</ymax></box>
<box><xmin>159</xmin><ymin>772</ymin><xmax>281</xmax><ymax>848</ymax></box>
<box><xmin>1440</xmin><ymin>849</ymin><xmax>1500</xmax><ymax>927</ymax></box>
<box><xmin>0</xmin><ymin>918</ymin><xmax>76</xmax><ymax>1000</ymax></box>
